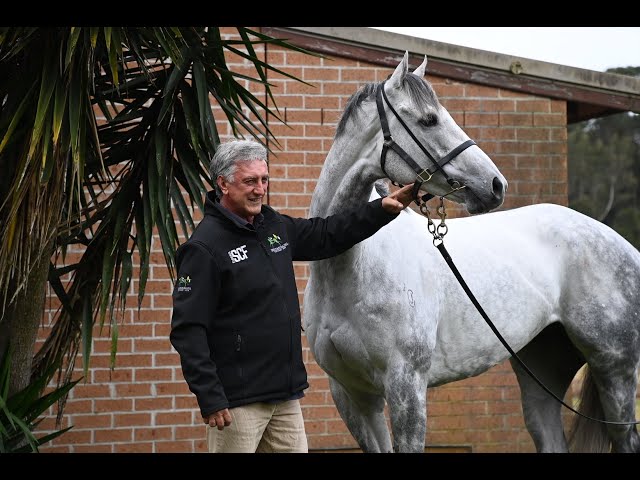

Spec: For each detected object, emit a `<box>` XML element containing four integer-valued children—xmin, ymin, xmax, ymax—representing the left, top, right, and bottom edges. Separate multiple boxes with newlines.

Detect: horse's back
<box><xmin>449</xmin><ymin>202</ymin><xmax>639</xmax><ymax>262</ymax></box>
<box><xmin>422</xmin><ymin>202</ymin><xmax>640</xmax><ymax>384</ymax></box>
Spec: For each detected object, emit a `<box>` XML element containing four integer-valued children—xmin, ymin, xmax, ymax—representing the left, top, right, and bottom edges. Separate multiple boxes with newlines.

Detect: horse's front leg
<box><xmin>386</xmin><ymin>359</ymin><xmax>429</xmax><ymax>453</ymax></box>
<box><xmin>329</xmin><ymin>378</ymin><xmax>393</xmax><ymax>453</ymax></box>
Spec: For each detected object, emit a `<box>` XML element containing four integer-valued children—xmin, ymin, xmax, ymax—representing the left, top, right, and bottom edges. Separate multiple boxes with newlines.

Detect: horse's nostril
<box><xmin>492</xmin><ymin>177</ymin><xmax>504</xmax><ymax>200</ymax></box>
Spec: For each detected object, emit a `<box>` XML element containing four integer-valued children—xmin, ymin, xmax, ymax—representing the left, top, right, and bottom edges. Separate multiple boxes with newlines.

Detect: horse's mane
<box><xmin>335</xmin><ymin>73</ymin><xmax>439</xmax><ymax>139</ymax></box>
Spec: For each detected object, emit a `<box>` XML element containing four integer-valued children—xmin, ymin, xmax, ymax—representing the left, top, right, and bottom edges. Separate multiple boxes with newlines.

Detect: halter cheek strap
<box><xmin>375</xmin><ymin>81</ymin><xmax>476</xmax><ymax>202</ymax></box>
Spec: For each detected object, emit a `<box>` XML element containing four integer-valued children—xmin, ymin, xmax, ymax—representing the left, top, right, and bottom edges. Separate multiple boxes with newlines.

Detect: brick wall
<box><xmin>36</xmin><ymin>28</ymin><xmax>568</xmax><ymax>453</ymax></box>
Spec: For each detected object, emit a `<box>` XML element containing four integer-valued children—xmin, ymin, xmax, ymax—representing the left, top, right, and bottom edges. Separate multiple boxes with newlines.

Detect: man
<box><xmin>170</xmin><ymin>139</ymin><xmax>413</xmax><ymax>453</ymax></box>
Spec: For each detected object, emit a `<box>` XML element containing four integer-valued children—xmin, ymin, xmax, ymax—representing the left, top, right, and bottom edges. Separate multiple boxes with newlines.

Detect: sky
<box><xmin>372</xmin><ymin>27</ymin><xmax>640</xmax><ymax>73</ymax></box>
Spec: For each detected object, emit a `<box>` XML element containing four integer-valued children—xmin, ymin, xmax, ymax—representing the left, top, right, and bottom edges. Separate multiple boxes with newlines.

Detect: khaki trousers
<box><xmin>206</xmin><ymin>399</ymin><xmax>308</xmax><ymax>453</ymax></box>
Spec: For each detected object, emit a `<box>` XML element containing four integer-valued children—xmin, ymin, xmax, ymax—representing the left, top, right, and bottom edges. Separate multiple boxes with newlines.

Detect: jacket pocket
<box><xmin>236</xmin><ymin>333</ymin><xmax>243</xmax><ymax>380</ymax></box>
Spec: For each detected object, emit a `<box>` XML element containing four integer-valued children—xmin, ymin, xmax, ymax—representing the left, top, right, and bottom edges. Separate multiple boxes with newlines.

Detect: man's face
<box><xmin>218</xmin><ymin>160</ymin><xmax>269</xmax><ymax>223</ymax></box>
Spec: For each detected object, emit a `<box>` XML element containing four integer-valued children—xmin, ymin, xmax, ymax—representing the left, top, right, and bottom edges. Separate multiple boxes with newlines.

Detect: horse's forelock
<box><xmin>405</xmin><ymin>74</ymin><xmax>438</xmax><ymax>114</ymax></box>
<box><xmin>335</xmin><ymin>76</ymin><xmax>438</xmax><ymax>139</ymax></box>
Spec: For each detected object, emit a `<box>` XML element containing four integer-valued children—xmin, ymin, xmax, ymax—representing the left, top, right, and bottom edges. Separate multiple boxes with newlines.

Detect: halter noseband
<box><xmin>375</xmin><ymin>81</ymin><xmax>476</xmax><ymax>204</ymax></box>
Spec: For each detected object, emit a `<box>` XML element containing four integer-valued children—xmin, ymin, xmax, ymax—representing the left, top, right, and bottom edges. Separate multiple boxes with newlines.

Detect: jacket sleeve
<box><xmin>285</xmin><ymin>197</ymin><xmax>399</xmax><ymax>261</ymax></box>
<box><xmin>170</xmin><ymin>241</ymin><xmax>227</xmax><ymax>417</ymax></box>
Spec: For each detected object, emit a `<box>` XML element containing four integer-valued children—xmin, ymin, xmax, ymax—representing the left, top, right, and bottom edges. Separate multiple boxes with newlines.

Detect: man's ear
<box><xmin>217</xmin><ymin>175</ymin><xmax>228</xmax><ymax>195</ymax></box>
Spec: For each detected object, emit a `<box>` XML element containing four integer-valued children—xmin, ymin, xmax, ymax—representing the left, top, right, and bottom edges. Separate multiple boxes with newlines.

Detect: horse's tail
<box><xmin>566</xmin><ymin>365</ymin><xmax>611</xmax><ymax>453</ymax></box>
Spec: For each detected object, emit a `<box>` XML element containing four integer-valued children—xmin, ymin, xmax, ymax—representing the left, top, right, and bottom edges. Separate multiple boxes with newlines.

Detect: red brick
<box><xmin>152</xmin><ymin>295</ymin><xmax>173</xmax><ymax>308</ymax></box>
<box><xmin>304</xmin><ymin>420</ymin><xmax>327</xmax><ymax>435</ymax></box>
<box><xmin>71</xmin><ymin>383</ymin><xmax>111</xmax><ymax>399</ymax></box>
<box><xmin>476</xmin><ymin>127</ymin><xmax>517</xmax><ymax>141</ymax></box>
<box><xmin>73</xmin><ymin>444</ymin><xmax>112</xmax><ymax>453</ymax></box>
<box><xmin>285</xmin><ymin>81</ymin><xmax>318</xmax><ymax>96</ymax></box>
<box><xmin>265</xmin><ymin>50</ymin><xmax>285</xmax><ymax>65</ymax></box>
<box><xmin>516</xmin><ymin>99</ymin><xmax>551</xmax><ymax>113</ymax></box>
<box><xmin>52</xmin><ymin>429</ymin><xmax>92</xmax><ymax>444</ymax></box>
<box><xmin>155</xmin><ymin>441</ymin><xmax>195</xmax><ymax>453</ymax></box>
<box><xmin>516</xmin><ymin>127</ymin><xmax>552</xmax><ymax>141</ymax></box>
<box><xmin>499</xmin><ymin>112</ymin><xmax>533</xmax><ymax>126</ymax></box>
<box><xmin>289</xmin><ymin>165</ymin><xmax>323</xmax><ymax>179</ymax></box>
<box><xmin>114</xmin><ymin>413</ymin><xmax>151</xmax><ymax>427</ymax></box>
<box><xmin>304</xmin><ymin>124</ymin><xmax>336</xmax><ymax>138</ymax></box>
<box><xmin>283</xmin><ymin>108</ymin><xmax>322</xmax><ymax>124</ymax></box>
<box><xmin>114</xmin><ymin>442</ymin><xmax>154</xmax><ymax>453</ymax></box>
<box><xmin>534</xmin><ymin>112</ymin><xmax>564</xmax><ymax>126</ymax></box>
<box><xmin>94</xmin><ymin>399</ymin><xmax>134</xmax><ymax>413</ymax></box>
<box><xmin>268</xmin><ymin>66</ymin><xmax>303</xmax><ymax>81</ymax></box>
<box><xmin>465</xmin><ymin>112</ymin><xmax>500</xmax><ymax>126</ymax></box>
<box><xmin>134</xmin><ymin>427</ymin><xmax>173</xmax><ymax>441</ymax></box>
<box><xmin>140</xmin><ymin>280</ymin><xmax>172</xmax><ymax>294</ymax></box>
<box><xmin>501</xmin><ymin>141</ymin><xmax>534</xmax><ymax>155</ymax></box>
<box><xmin>70</xmin><ymin>413</ymin><xmax>112</xmax><ymax>429</ymax></box>
<box><xmin>134</xmin><ymin>338</ymin><xmax>172</xmax><ymax>353</ymax></box>
<box><xmin>285</xmin><ymin>52</ymin><xmax>323</xmax><ymax>66</ymax></box>
<box><xmin>323</xmin><ymin>82</ymin><xmax>364</xmax><ymax>96</ymax></box>
<box><xmin>304</xmin><ymin>67</ymin><xmax>341</xmax><ymax>81</ymax></box>
<box><xmin>136</xmin><ymin>309</ymin><xmax>171</xmax><ymax>322</ymax></box>
<box><xmin>434</xmin><ymin>83</ymin><xmax>464</xmax><ymax>97</ymax></box>
<box><xmin>114</xmin><ymin>383</ymin><xmax>152</xmax><ymax>397</ymax></box>
<box><xmin>285</xmin><ymin>137</ymin><xmax>324</xmax><ymax>152</ymax></box>
<box><xmin>482</xmin><ymin>99</ymin><xmax>517</xmax><ymax>112</ymax></box>
<box><xmin>551</xmin><ymin>127</ymin><xmax>568</xmax><ymax>142</ymax></box>
<box><xmin>135</xmin><ymin>397</ymin><xmax>173</xmax><ymax>411</ymax></box>
<box><xmin>155</xmin><ymin>353</ymin><xmax>181</xmax><ymax>366</ymax></box>
<box><xmin>154</xmin><ymin>323</ymin><xmax>172</xmax><ymax>337</ymax></box>
<box><xmin>308</xmin><ymin>434</ymin><xmax>358</xmax><ymax>450</ymax></box>
<box><xmin>174</xmin><ymin>425</ymin><xmax>203</xmax><ymax>440</ymax></box>
<box><xmin>92</xmin><ymin>368</ymin><xmax>133</xmax><ymax>383</ymax></box>
<box><xmin>440</xmin><ymin>98</ymin><xmax>482</xmax><ymax>112</ymax></box>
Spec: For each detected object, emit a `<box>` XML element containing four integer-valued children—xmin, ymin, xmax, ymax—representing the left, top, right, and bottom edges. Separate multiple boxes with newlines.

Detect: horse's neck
<box><xmin>309</xmin><ymin>123</ymin><xmax>381</xmax><ymax>218</ymax></box>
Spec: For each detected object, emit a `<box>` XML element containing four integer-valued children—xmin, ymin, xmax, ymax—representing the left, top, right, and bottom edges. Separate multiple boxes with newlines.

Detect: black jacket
<box><xmin>170</xmin><ymin>191</ymin><xmax>398</xmax><ymax>417</ymax></box>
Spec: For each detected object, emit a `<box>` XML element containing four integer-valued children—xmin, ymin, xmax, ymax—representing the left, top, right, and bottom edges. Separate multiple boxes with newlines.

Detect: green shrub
<box><xmin>0</xmin><ymin>346</ymin><xmax>80</xmax><ymax>453</ymax></box>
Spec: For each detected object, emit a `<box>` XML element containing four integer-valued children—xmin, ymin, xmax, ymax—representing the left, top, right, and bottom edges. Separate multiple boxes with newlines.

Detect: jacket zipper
<box><xmin>259</xmin><ymin>234</ymin><xmax>294</xmax><ymax>394</ymax></box>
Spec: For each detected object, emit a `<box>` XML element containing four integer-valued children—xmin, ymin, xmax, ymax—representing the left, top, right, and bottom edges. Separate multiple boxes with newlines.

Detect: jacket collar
<box><xmin>204</xmin><ymin>191</ymin><xmax>266</xmax><ymax>230</ymax></box>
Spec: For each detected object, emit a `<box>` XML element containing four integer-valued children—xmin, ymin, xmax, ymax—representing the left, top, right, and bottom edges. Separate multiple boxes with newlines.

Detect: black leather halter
<box><xmin>375</xmin><ymin>81</ymin><xmax>476</xmax><ymax>203</ymax></box>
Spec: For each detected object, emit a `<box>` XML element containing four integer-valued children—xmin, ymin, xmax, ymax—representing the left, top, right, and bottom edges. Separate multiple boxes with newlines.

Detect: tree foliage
<box><xmin>568</xmin><ymin>67</ymin><xmax>640</xmax><ymax>249</ymax></box>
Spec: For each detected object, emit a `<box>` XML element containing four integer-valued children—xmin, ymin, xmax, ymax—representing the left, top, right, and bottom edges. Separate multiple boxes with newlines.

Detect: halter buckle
<box><xmin>416</xmin><ymin>169</ymin><xmax>433</xmax><ymax>184</ymax></box>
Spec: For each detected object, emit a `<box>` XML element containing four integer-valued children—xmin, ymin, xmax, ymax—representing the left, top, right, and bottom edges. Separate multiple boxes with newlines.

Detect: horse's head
<box><xmin>378</xmin><ymin>52</ymin><xmax>507</xmax><ymax>214</ymax></box>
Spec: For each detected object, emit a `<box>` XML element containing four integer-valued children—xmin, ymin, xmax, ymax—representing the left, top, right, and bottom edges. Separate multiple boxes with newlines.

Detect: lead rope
<box><xmin>420</xmin><ymin>197</ymin><xmax>640</xmax><ymax>426</ymax></box>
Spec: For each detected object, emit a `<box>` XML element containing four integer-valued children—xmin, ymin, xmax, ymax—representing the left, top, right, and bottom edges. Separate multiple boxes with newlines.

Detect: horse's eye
<box><xmin>419</xmin><ymin>114</ymin><xmax>438</xmax><ymax>127</ymax></box>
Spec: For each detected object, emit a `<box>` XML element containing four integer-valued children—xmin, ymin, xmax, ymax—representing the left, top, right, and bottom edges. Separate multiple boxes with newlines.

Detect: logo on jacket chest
<box><xmin>267</xmin><ymin>233</ymin><xmax>289</xmax><ymax>253</ymax></box>
<box><xmin>228</xmin><ymin>244</ymin><xmax>248</xmax><ymax>264</ymax></box>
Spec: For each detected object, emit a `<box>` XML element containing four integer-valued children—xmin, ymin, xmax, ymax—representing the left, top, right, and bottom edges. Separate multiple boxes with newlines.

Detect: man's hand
<box><xmin>381</xmin><ymin>183</ymin><xmax>415</xmax><ymax>214</ymax></box>
<box><xmin>204</xmin><ymin>408</ymin><xmax>232</xmax><ymax>430</ymax></box>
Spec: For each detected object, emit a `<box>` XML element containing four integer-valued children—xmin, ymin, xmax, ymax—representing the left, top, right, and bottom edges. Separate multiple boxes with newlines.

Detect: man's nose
<box><xmin>256</xmin><ymin>182</ymin><xmax>267</xmax><ymax>195</ymax></box>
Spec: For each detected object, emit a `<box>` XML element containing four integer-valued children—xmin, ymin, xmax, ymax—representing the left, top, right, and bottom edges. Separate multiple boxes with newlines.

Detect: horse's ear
<box><xmin>388</xmin><ymin>51</ymin><xmax>409</xmax><ymax>89</ymax></box>
<box><xmin>413</xmin><ymin>55</ymin><xmax>428</xmax><ymax>78</ymax></box>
